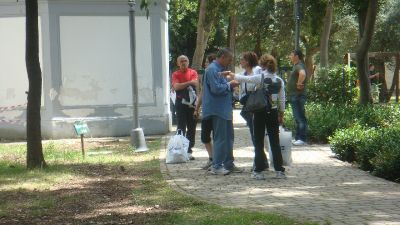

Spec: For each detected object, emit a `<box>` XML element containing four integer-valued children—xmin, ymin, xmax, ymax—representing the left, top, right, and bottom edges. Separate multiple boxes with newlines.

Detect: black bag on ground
<box><xmin>243</xmin><ymin>73</ymin><xmax>272</xmax><ymax>113</ymax></box>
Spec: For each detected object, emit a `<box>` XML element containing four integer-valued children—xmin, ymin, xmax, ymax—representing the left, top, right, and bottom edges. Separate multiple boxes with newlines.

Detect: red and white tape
<box><xmin>0</xmin><ymin>103</ymin><xmax>27</xmax><ymax>113</ymax></box>
<box><xmin>0</xmin><ymin>119</ymin><xmax>26</xmax><ymax>125</ymax></box>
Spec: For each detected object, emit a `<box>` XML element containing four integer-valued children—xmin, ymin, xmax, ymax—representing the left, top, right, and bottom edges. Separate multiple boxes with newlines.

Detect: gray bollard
<box><xmin>131</xmin><ymin>128</ymin><xmax>148</xmax><ymax>152</ymax></box>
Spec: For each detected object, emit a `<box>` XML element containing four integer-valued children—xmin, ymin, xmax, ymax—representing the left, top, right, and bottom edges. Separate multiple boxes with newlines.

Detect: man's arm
<box><xmin>297</xmin><ymin>69</ymin><xmax>306</xmax><ymax>91</ymax></box>
<box><xmin>206</xmin><ymin>69</ymin><xmax>232</xmax><ymax>95</ymax></box>
<box><xmin>173</xmin><ymin>80</ymin><xmax>198</xmax><ymax>91</ymax></box>
<box><xmin>369</xmin><ymin>72</ymin><xmax>379</xmax><ymax>79</ymax></box>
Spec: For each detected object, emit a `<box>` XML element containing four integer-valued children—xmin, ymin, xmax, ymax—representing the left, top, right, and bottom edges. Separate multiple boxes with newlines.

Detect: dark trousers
<box><xmin>253</xmin><ymin>108</ymin><xmax>284</xmax><ymax>172</ymax></box>
<box><xmin>175</xmin><ymin>99</ymin><xmax>197</xmax><ymax>153</ymax></box>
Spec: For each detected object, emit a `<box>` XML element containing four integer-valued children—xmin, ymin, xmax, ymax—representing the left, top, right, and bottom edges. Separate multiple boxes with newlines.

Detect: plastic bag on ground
<box><xmin>267</xmin><ymin>126</ymin><xmax>293</xmax><ymax>167</ymax></box>
<box><xmin>166</xmin><ymin>130</ymin><xmax>190</xmax><ymax>164</ymax></box>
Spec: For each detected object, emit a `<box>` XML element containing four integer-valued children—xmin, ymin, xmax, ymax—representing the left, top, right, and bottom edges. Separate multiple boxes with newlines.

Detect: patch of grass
<box><xmin>0</xmin><ymin>138</ymin><xmax>315</xmax><ymax>225</ymax></box>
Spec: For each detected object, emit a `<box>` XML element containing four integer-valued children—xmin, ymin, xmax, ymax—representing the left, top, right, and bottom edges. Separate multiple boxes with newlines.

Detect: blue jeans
<box><xmin>211</xmin><ymin>116</ymin><xmax>234</xmax><ymax>170</ymax></box>
<box><xmin>289</xmin><ymin>94</ymin><xmax>308</xmax><ymax>142</ymax></box>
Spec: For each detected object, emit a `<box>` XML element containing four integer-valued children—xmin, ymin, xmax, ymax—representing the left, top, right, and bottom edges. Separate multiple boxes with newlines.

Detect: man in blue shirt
<box><xmin>202</xmin><ymin>48</ymin><xmax>242</xmax><ymax>175</ymax></box>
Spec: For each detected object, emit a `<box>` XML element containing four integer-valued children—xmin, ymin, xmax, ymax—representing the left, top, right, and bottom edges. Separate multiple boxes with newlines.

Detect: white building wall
<box><xmin>0</xmin><ymin>0</ymin><xmax>170</xmax><ymax>139</ymax></box>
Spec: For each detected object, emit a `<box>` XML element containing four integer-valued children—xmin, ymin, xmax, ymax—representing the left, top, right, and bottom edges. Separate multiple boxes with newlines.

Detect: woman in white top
<box><xmin>230</xmin><ymin>54</ymin><xmax>286</xmax><ymax>180</ymax></box>
<box><xmin>238</xmin><ymin>52</ymin><xmax>261</xmax><ymax>146</ymax></box>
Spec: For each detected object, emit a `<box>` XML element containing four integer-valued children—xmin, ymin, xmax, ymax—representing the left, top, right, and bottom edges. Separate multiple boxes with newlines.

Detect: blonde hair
<box><xmin>259</xmin><ymin>54</ymin><xmax>277</xmax><ymax>73</ymax></box>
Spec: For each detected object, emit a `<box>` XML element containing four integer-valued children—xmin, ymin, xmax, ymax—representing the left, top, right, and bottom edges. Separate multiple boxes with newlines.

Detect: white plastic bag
<box><xmin>170</xmin><ymin>89</ymin><xmax>176</xmax><ymax>105</ymax></box>
<box><xmin>166</xmin><ymin>130</ymin><xmax>190</xmax><ymax>164</ymax></box>
<box><xmin>267</xmin><ymin>126</ymin><xmax>293</xmax><ymax>167</ymax></box>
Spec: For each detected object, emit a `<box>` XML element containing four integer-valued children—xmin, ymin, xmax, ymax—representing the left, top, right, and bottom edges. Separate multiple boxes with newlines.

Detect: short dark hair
<box><xmin>241</xmin><ymin>52</ymin><xmax>258</xmax><ymax>68</ymax></box>
<box><xmin>292</xmin><ymin>49</ymin><xmax>304</xmax><ymax>60</ymax></box>
<box><xmin>207</xmin><ymin>53</ymin><xmax>217</xmax><ymax>63</ymax></box>
<box><xmin>216</xmin><ymin>48</ymin><xmax>233</xmax><ymax>58</ymax></box>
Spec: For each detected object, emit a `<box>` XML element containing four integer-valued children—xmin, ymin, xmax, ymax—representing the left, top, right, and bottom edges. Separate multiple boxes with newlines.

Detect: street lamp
<box><xmin>129</xmin><ymin>0</ymin><xmax>148</xmax><ymax>152</ymax></box>
<box><xmin>294</xmin><ymin>0</ymin><xmax>301</xmax><ymax>50</ymax></box>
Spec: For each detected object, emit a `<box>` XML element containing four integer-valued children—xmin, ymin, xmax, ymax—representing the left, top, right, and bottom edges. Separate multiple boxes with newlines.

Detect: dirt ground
<box><xmin>0</xmin><ymin>138</ymin><xmax>168</xmax><ymax>225</ymax></box>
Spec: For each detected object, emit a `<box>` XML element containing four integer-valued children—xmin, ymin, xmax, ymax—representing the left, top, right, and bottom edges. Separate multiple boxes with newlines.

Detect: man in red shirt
<box><xmin>172</xmin><ymin>55</ymin><xmax>199</xmax><ymax>160</ymax></box>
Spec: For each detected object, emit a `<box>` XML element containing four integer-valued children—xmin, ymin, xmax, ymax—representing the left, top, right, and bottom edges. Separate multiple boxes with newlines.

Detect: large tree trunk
<box><xmin>192</xmin><ymin>0</ymin><xmax>213</xmax><ymax>71</ymax></box>
<box><xmin>304</xmin><ymin>46</ymin><xmax>319</xmax><ymax>80</ymax></box>
<box><xmin>227</xmin><ymin>15</ymin><xmax>237</xmax><ymax>72</ymax></box>
<box><xmin>26</xmin><ymin>0</ymin><xmax>46</xmax><ymax>169</ymax></box>
<box><xmin>356</xmin><ymin>0</ymin><xmax>378</xmax><ymax>105</ymax></box>
<box><xmin>319</xmin><ymin>0</ymin><xmax>333</xmax><ymax>69</ymax></box>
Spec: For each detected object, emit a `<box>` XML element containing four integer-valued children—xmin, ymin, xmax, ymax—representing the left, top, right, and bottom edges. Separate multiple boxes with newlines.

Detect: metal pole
<box><xmin>294</xmin><ymin>0</ymin><xmax>300</xmax><ymax>50</ymax></box>
<box><xmin>129</xmin><ymin>0</ymin><xmax>148</xmax><ymax>152</ymax></box>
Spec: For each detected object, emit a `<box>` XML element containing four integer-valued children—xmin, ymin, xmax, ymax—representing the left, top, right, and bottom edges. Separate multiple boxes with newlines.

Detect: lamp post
<box><xmin>129</xmin><ymin>0</ymin><xmax>148</xmax><ymax>152</ymax></box>
<box><xmin>294</xmin><ymin>0</ymin><xmax>301</xmax><ymax>50</ymax></box>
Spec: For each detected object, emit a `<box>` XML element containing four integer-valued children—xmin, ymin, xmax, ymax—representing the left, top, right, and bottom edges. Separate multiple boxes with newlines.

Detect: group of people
<box><xmin>171</xmin><ymin>48</ymin><xmax>308</xmax><ymax>180</ymax></box>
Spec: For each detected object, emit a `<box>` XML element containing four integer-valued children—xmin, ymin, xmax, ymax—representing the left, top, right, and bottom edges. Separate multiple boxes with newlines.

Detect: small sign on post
<box><xmin>73</xmin><ymin>121</ymin><xmax>89</xmax><ymax>158</ymax></box>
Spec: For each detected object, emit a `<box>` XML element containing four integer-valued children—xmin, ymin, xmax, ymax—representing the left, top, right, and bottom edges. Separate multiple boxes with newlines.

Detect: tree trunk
<box><xmin>376</xmin><ymin>61</ymin><xmax>388</xmax><ymax>102</ymax></box>
<box><xmin>227</xmin><ymin>15</ymin><xmax>237</xmax><ymax>72</ymax></box>
<box><xmin>192</xmin><ymin>0</ymin><xmax>213</xmax><ymax>71</ymax></box>
<box><xmin>356</xmin><ymin>0</ymin><xmax>378</xmax><ymax>105</ymax></box>
<box><xmin>254</xmin><ymin>34</ymin><xmax>262</xmax><ymax>58</ymax></box>
<box><xmin>26</xmin><ymin>0</ymin><xmax>46</xmax><ymax>169</ymax></box>
<box><xmin>319</xmin><ymin>0</ymin><xmax>333</xmax><ymax>69</ymax></box>
<box><xmin>386</xmin><ymin>54</ymin><xmax>400</xmax><ymax>102</ymax></box>
<box><xmin>305</xmin><ymin>46</ymin><xmax>319</xmax><ymax>80</ymax></box>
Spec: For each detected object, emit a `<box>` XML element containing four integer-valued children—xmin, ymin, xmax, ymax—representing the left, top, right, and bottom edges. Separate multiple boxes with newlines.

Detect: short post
<box><xmin>73</xmin><ymin>121</ymin><xmax>89</xmax><ymax>158</ymax></box>
<box><xmin>80</xmin><ymin>134</ymin><xmax>85</xmax><ymax>158</ymax></box>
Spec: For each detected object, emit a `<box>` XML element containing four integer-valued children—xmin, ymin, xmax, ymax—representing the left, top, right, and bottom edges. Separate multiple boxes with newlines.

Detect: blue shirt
<box><xmin>202</xmin><ymin>61</ymin><xmax>233</xmax><ymax>120</ymax></box>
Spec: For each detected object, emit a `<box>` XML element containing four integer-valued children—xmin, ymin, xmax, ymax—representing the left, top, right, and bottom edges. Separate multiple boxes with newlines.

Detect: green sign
<box><xmin>73</xmin><ymin>121</ymin><xmax>89</xmax><ymax>135</ymax></box>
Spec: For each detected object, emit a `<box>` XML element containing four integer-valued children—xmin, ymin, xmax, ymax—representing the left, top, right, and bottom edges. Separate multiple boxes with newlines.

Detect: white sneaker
<box><xmin>274</xmin><ymin>171</ymin><xmax>287</xmax><ymax>179</ymax></box>
<box><xmin>210</xmin><ymin>167</ymin><xmax>230</xmax><ymax>175</ymax></box>
<box><xmin>292</xmin><ymin>140</ymin><xmax>306</xmax><ymax>146</ymax></box>
<box><xmin>251</xmin><ymin>171</ymin><xmax>265</xmax><ymax>180</ymax></box>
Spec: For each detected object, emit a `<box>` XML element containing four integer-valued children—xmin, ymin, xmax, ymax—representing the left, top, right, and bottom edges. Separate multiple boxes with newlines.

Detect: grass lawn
<box><xmin>0</xmin><ymin>137</ymin><xmax>315</xmax><ymax>225</ymax></box>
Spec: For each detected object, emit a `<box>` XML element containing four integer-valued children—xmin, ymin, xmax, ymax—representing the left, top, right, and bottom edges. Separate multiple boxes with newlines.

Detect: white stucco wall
<box><xmin>0</xmin><ymin>0</ymin><xmax>170</xmax><ymax>139</ymax></box>
<box><xmin>0</xmin><ymin>17</ymin><xmax>43</xmax><ymax>108</ymax></box>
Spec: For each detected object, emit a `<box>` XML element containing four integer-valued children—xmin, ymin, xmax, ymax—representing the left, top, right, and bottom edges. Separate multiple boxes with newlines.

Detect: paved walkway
<box><xmin>160</xmin><ymin>110</ymin><xmax>400</xmax><ymax>225</ymax></box>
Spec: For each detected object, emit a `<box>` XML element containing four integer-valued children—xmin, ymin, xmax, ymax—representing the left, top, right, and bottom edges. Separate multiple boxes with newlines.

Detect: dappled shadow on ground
<box><xmin>0</xmin><ymin>134</ymin><xmax>179</xmax><ymax>225</ymax></box>
<box><xmin>163</xmin><ymin>125</ymin><xmax>400</xmax><ymax>225</ymax></box>
<box><xmin>0</xmin><ymin>158</ymin><xmax>177</xmax><ymax>225</ymax></box>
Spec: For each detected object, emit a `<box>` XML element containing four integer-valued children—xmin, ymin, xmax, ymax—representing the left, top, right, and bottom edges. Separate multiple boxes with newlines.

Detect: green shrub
<box><xmin>372</xmin><ymin>147</ymin><xmax>400</xmax><ymax>182</ymax></box>
<box><xmin>330</xmin><ymin>123</ymin><xmax>400</xmax><ymax>182</ymax></box>
<box><xmin>329</xmin><ymin>124</ymin><xmax>377</xmax><ymax>163</ymax></box>
<box><xmin>308</xmin><ymin>65</ymin><xmax>358</xmax><ymax>105</ymax></box>
<box><xmin>285</xmin><ymin>103</ymin><xmax>400</xmax><ymax>143</ymax></box>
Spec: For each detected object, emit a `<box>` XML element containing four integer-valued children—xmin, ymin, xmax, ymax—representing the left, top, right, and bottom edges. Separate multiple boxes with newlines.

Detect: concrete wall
<box><xmin>0</xmin><ymin>0</ymin><xmax>171</xmax><ymax>139</ymax></box>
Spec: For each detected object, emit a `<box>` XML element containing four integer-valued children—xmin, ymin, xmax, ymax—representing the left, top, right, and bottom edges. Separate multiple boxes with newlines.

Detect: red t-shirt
<box><xmin>172</xmin><ymin>68</ymin><xmax>198</xmax><ymax>86</ymax></box>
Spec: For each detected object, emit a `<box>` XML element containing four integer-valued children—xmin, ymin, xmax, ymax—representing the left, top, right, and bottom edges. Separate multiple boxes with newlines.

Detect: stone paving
<box><xmin>160</xmin><ymin>110</ymin><xmax>400</xmax><ymax>225</ymax></box>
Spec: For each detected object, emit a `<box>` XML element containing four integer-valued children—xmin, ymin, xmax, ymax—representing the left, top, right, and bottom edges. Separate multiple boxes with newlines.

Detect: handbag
<box><xmin>239</xmin><ymin>83</ymin><xmax>249</xmax><ymax>105</ymax></box>
<box><xmin>243</xmin><ymin>73</ymin><xmax>272</xmax><ymax>113</ymax></box>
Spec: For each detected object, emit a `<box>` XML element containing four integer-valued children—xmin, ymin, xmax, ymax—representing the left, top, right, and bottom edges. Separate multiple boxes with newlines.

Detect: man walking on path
<box><xmin>202</xmin><ymin>48</ymin><xmax>242</xmax><ymax>175</ymax></box>
<box><xmin>288</xmin><ymin>50</ymin><xmax>308</xmax><ymax>146</ymax></box>
<box><xmin>171</xmin><ymin>55</ymin><xmax>199</xmax><ymax>160</ymax></box>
